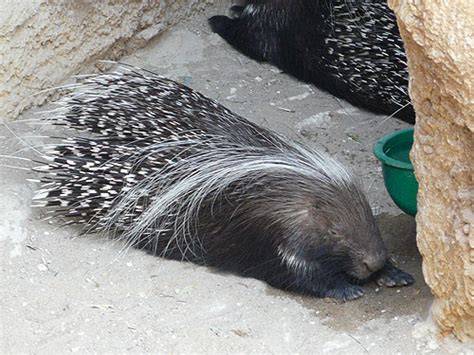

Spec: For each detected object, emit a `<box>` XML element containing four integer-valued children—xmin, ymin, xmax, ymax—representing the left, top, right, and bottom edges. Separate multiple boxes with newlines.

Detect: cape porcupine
<box><xmin>31</xmin><ymin>65</ymin><xmax>413</xmax><ymax>301</ymax></box>
<box><xmin>209</xmin><ymin>0</ymin><xmax>415</xmax><ymax>123</ymax></box>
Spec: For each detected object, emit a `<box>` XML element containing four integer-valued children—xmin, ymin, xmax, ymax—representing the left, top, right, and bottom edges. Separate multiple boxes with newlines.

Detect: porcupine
<box><xmin>208</xmin><ymin>0</ymin><xmax>415</xmax><ymax>123</ymax></box>
<box><xmin>32</xmin><ymin>65</ymin><xmax>413</xmax><ymax>301</ymax></box>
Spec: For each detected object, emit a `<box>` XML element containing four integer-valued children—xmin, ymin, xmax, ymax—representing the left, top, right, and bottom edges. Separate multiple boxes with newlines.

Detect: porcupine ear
<box><xmin>310</xmin><ymin>207</ymin><xmax>341</xmax><ymax>238</ymax></box>
<box><xmin>229</xmin><ymin>5</ymin><xmax>245</xmax><ymax>18</ymax></box>
<box><xmin>287</xmin><ymin>199</ymin><xmax>335</xmax><ymax>237</ymax></box>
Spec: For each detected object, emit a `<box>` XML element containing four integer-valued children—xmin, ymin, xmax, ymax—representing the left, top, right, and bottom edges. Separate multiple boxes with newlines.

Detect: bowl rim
<box><xmin>373</xmin><ymin>128</ymin><xmax>414</xmax><ymax>171</ymax></box>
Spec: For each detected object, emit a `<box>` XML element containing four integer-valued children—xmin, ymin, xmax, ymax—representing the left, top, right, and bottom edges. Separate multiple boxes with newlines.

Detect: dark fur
<box><xmin>209</xmin><ymin>0</ymin><xmax>415</xmax><ymax>123</ymax></box>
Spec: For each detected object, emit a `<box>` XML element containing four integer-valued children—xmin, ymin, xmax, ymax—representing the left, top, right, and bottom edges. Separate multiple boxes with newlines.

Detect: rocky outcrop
<box><xmin>0</xmin><ymin>0</ymin><xmax>212</xmax><ymax>121</ymax></box>
<box><xmin>388</xmin><ymin>0</ymin><xmax>473</xmax><ymax>342</ymax></box>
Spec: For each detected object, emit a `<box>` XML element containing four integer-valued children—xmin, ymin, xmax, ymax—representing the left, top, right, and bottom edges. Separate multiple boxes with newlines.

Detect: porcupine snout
<box><xmin>337</xmin><ymin>197</ymin><xmax>390</xmax><ymax>281</ymax></box>
<box><xmin>355</xmin><ymin>236</ymin><xmax>388</xmax><ymax>279</ymax></box>
<box><xmin>362</xmin><ymin>248</ymin><xmax>388</xmax><ymax>274</ymax></box>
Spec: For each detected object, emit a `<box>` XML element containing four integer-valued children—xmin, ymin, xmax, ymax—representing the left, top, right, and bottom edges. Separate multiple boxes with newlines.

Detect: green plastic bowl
<box><xmin>373</xmin><ymin>128</ymin><xmax>418</xmax><ymax>216</ymax></box>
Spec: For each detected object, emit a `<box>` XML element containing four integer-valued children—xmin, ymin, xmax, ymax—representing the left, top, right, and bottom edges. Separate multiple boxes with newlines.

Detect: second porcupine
<box><xmin>32</xmin><ymin>65</ymin><xmax>413</xmax><ymax>301</ymax></box>
<box><xmin>208</xmin><ymin>0</ymin><xmax>415</xmax><ymax>123</ymax></box>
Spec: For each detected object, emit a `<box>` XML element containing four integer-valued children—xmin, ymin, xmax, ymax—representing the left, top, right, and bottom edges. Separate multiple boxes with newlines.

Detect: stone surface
<box><xmin>389</xmin><ymin>0</ymin><xmax>474</xmax><ymax>342</ymax></box>
<box><xmin>0</xmin><ymin>0</ymin><xmax>213</xmax><ymax>121</ymax></box>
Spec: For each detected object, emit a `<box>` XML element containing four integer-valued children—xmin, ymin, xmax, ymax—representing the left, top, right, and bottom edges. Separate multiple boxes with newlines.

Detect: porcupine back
<box><xmin>33</xmin><ymin>66</ymin><xmax>386</xmax><ymax>294</ymax></box>
<box><xmin>208</xmin><ymin>0</ymin><xmax>415</xmax><ymax>123</ymax></box>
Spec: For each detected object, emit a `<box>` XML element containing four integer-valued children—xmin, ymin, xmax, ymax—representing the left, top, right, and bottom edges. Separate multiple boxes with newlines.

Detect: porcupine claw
<box><xmin>375</xmin><ymin>261</ymin><xmax>414</xmax><ymax>287</ymax></box>
<box><xmin>323</xmin><ymin>281</ymin><xmax>365</xmax><ymax>302</ymax></box>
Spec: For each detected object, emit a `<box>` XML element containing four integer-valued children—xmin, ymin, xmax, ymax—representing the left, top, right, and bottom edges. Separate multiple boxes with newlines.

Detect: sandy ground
<box><xmin>1</xmin><ymin>4</ymin><xmax>472</xmax><ymax>354</ymax></box>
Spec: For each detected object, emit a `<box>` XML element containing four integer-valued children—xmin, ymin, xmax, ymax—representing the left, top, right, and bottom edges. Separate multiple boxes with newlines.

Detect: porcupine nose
<box><xmin>363</xmin><ymin>253</ymin><xmax>387</xmax><ymax>273</ymax></box>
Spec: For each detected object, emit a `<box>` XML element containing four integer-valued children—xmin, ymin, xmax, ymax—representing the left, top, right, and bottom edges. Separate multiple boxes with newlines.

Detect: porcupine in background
<box><xmin>30</xmin><ymin>65</ymin><xmax>413</xmax><ymax>301</ymax></box>
<box><xmin>208</xmin><ymin>0</ymin><xmax>415</xmax><ymax>123</ymax></box>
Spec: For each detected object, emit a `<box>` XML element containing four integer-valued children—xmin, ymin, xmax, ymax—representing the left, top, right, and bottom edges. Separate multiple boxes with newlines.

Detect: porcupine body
<box><xmin>33</xmin><ymin>66</ymin><xmax>413</xmax><ymax>301</ymax></box>
<box><xmin>208</xmin><ymin>0</ymin><xmax>415</xmax><ymax>123</ymax></box>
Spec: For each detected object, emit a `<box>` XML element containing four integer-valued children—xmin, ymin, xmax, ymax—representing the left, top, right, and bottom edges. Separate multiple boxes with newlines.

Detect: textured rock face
<box><xmin>388</xmin><ymin>0</ymin><xmax>473</xmax><ymax>342</ymax></box>
<box><xmin>0</xmin><ymin>0</ymin><xmax>212</xmax><ymax>121</ymax></box>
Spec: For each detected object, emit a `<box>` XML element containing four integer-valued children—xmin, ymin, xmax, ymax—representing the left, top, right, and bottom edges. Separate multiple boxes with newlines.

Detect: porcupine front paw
<box><xmin>375</xmin><ymin>261</ymin><xmax>414</xmax><ymax>287</ymax></box>
<box><xmin>321</xmin><ymin>281</ymin><xmax>364</xmax><ymax>301</ymax></box>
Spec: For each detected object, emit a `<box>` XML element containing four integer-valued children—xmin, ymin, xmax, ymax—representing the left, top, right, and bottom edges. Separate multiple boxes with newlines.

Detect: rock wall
<box><xmin>0</xmin><ymin>0</ymin><xmax>212</xmax><ymax>121</ymax></box>
<box><xmin>388</xmin><ymin>0</ymin><xmax>473</xmax><ymax>342</ymax></box>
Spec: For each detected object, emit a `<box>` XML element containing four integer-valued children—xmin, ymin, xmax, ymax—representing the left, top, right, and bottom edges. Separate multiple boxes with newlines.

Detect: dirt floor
<box><xmin>1</xmin><ymin>4</ymin><xmax>472</xmax><ymax>354</ymax></box>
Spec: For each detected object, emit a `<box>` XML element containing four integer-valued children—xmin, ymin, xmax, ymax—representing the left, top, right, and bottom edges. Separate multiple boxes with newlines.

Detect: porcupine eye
<box><xmin>328</xmin><ymin>228</ymin><xmax>339</xmax><ymax>236</ymax></box>
<box><xmin>325</xmin><ymin>225</ymin><xmax>353</xmax><ymax>254</ymax></box>
<box><xmin>327</xmin><ymin>226</ymin><xmax>345</xmax><ymax>241</ymax></box>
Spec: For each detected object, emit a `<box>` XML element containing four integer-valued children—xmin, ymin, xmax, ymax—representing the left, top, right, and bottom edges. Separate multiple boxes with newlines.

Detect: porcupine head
<box><xmin>266</xmin><ymin>172</ymin><xmax>389</xmax><ymax>288</ymax></box>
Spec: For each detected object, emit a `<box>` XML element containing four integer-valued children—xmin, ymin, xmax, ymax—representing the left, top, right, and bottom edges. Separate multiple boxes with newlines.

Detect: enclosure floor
<box><xmin>1</xmin><ymin>4</ymin><xmax>469</xmax><ymax>354</ymax></box>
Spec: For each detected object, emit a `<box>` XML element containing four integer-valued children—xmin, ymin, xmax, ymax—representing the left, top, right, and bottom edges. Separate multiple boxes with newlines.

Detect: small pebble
<box><xmin>462</xmin><ymin>223</ymin><xmax>470</xmax><ymax>236</ymax></box>
<box><xmin>37</xmin><ymin>264</ymin><xmax>48</xmax><ymax>272</ymax></box>
<box><xmin>423</xmin><ymin>145</ymin><xmax>434</xmax><ymax>154</ymax></box>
